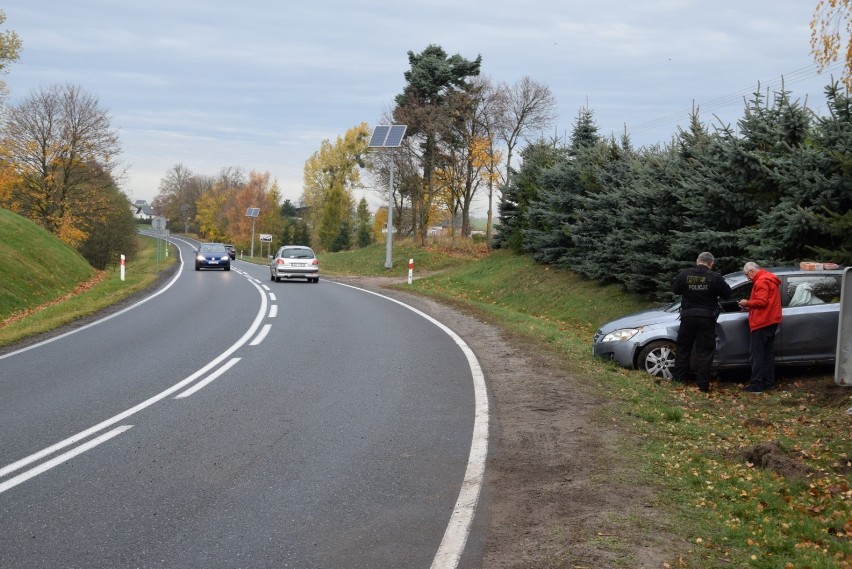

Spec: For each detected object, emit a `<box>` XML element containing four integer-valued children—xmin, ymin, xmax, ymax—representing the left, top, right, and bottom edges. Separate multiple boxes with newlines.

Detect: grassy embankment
<box><xmin>323</xmin><ymin>239</ymin><xmax>851</xmax><ymax>569</ymax></box>
<box><xmin>0</xmin><ymin>209</ymin><xmax>176</xmax><ymax>346</ymax></box>
<box><xmin>3</xmin><ymin>217</ymin><xmax>849</xmax><ymax>567</ymax></box>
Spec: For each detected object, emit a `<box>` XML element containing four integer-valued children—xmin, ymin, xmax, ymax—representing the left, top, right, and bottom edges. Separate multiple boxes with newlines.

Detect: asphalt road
<box><xmin>0</xmin><ymin>237</ymin><xmax>486</xmax><ymax>569</ymax></box>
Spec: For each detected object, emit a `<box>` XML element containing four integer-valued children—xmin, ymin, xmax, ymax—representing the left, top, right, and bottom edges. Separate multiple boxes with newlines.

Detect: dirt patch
<box><xmin>741</xmin><ymin>441</ymin><xmax>814</xmax><ymax>480</ymax></box>
<box><xmin>331</xmin><ymin>275</ymin><xmax>684</xmax><ymax>568</ymax></box>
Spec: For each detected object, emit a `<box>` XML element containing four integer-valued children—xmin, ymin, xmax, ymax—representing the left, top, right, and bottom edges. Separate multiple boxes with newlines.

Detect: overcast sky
<box><xmin>1</xmin><ymin>1</ymin><xmax>843</xmax><ymax>215</ymax></box>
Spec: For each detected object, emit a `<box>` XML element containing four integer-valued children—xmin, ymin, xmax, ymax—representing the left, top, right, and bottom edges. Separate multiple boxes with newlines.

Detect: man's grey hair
<box><xmin>743</xmin><ymin>261</ymin><xmax>760</xmax><ymax>273</ymax></box>
<box><xmin>697</xmin><ymin>251</ymin><xmax>714</xmax><ymax>266</ymax></box>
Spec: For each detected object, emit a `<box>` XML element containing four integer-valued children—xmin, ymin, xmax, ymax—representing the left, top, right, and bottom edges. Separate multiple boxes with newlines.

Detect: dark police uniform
<box><xmin>671</xmin><ymin>264</ymin><xmax>732</xmax><ymax>391</ymax></box>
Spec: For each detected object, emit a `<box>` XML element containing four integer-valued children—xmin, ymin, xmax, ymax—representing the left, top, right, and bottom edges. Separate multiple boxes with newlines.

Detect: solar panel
<box><xmin>367</xmin><ymin>125</ymin><xmax>406</xmax><ymax>148</ymax></box>
<box><xmin>368</xmin><ymin>125</ymin><xmax>390</xmax><ymax>147</ymax></box>
<box><xmin>245</xmin><ymin>207</ymin><xmax>260</xmax><ymax>217</ymax></box>
<box><xmin>384</xmin><ymin>125</ymin><xmax>407</xmax><ymax>147</ymax></box>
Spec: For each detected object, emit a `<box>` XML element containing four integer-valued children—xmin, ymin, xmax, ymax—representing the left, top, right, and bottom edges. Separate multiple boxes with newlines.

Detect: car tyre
<box><xmin>637</xmin><ymin>340</ymin><xmax>676</xmax><ymax>379</ymax></box>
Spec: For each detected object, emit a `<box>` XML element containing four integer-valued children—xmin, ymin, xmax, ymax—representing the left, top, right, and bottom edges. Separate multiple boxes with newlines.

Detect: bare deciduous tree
<box><xmin>0</xmin><ymin>83</ymin><xmax>122</xmax><ymax>243</ymax></box>
<box><xmin>495</xmin><ymin>76</ymin><xmax>557</xmax><ymax>208</ymax></box>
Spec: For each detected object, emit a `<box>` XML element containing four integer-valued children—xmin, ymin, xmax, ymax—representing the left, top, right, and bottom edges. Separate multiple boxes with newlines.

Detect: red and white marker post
<box><xmin>407</xmin><ymin>258</ymin><xmax>414</xmax><ymax>284</ymax></box>
<box><xmin>120</xmin><ymin>254</ymin><xmax>126</xmax><ymax>281</ymax></box>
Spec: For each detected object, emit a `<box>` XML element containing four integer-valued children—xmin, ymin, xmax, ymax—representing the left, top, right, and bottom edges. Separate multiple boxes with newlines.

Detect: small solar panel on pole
<box><xmin>368</xmin><ymin>125</ymin><xmax>407</xmax><ymax>269</ymax></box>
<box><xmin>246</xmin><ymin>207</ymin><xmax>260</xmax><ymax>258</ymax></box>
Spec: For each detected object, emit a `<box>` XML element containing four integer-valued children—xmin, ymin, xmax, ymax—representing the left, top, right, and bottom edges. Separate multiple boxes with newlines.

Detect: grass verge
<box><xmin>0</xmin><ymin>235</ymin><xmax>177</xmax><ymax>347</ymax></box>
<box><xmin>404</xmin><ymin>249</ymin><xmax>851</xmax><ymax>568</ymax></box>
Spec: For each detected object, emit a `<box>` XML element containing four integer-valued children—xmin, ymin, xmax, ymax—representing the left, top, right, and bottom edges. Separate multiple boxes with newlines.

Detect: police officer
<box><xmin>671</xmin><ymin>252</ymin><xmax>732</xmax><ymax>392</ymax></box>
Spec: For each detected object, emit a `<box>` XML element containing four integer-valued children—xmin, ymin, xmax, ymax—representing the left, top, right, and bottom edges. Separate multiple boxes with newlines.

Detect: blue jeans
<box><xmin>749</xmin><ymin>324</ymin><xmax>778</xmax><ymax>389</ymax></box>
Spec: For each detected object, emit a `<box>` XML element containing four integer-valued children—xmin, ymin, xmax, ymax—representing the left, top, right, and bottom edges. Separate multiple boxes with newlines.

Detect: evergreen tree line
<box><xmin>495</xmin><ymin>83</ymin><xmax>852</xmax><ymax>301</ymax></box>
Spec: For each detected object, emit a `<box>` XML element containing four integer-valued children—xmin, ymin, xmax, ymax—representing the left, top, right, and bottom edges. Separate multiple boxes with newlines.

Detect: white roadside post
<box><xmin>120</xmin><ymin>254</ymin><xmax>125</xmax><ymax>281</ymax></box>
<box><xmin>408</xmin><ymin>258</ymin><xmax>414</xmax><ymax>284</ymax></box>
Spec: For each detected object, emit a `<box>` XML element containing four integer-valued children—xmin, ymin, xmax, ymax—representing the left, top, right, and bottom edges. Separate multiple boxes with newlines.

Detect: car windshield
<box><xmin>201</xmin><ymin>244</ymin><xmax>225</xmax><ymax>253</ymax></box>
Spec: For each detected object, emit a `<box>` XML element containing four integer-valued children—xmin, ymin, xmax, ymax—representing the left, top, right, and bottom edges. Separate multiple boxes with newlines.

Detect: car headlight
<box><xmin>602</xmin><ymin>328</ymin><xmax>640</xmax><ymax>342</ymax></box>
<box><xmin>196</xmin><ymin>254</ymin><xmax>205</xmax><ymax>261</ymax></box>
<box><xmin>221</xmin><ymin>255</ymin><xmax>229</xmax><ymax>260</ymax></box>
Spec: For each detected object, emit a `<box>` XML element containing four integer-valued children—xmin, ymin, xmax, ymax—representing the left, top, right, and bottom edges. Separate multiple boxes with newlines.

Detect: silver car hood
<box><xmin>596</xmin><ymin>306</ymin><xmax>679</xmax><ymax>334</ymax></box>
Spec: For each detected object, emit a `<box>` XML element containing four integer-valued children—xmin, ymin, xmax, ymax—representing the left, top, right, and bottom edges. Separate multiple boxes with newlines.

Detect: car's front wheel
<box><xmin>637</xmin><ymin>341</ymin><xmax>676</xmax><ymax>379</ymax></box>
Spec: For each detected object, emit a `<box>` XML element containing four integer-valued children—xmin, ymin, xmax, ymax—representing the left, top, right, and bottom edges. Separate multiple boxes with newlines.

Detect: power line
<box><xmin>628</xmin><ymin>62</ymin><xmax>845</xmax><ymax>135</ymax></box>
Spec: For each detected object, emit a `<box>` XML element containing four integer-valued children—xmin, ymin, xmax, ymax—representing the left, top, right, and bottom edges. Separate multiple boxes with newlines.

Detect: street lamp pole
<box><xmin>246</xmin><ymin>207</ymin><xmax>260</xmax><ymax>258</ymax></box>
<box><xmin>385</xmin><ymin>151</ymin><xmax>394</xmax><ymax>269</ymax></box>
<box><xmin>367</xmin><ymin>125</ymin><xmax>406</xmax><ymax>271</ymax></box>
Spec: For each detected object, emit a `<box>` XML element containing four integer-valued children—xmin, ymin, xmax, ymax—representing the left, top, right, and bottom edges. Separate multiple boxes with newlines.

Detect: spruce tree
<box><xmin>523</xmin><ymin>108</ymin><xmax>599</xmax><ymax>264</ymax></box>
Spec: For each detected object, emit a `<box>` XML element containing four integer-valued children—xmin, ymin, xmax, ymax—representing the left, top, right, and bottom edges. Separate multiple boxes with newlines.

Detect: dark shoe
<box><xmin>741</xmin><ymin>385</ymin><xmax>764</xmax><ymax>393</ymax></box>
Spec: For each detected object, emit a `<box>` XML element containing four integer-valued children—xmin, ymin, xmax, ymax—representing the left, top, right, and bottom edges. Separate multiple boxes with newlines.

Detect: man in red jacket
<box><xmin>737</xmin><ymin>262</ymin><xmax>783</xmax><ymax>393</ymax></box>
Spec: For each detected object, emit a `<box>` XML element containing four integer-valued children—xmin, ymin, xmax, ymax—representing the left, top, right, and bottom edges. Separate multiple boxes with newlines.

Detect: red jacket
<box><xmin>745</xmin><ymin>270</ymin><xmax>782</xmax><ymax>331</ymax></box>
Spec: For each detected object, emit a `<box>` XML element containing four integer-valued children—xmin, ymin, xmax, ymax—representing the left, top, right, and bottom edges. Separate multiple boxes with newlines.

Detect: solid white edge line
<box><xmin>175</xmin><ymin>358</ymin><xmax>241</xmax><ymax>398</ymax></box>
<box><xmin>0</xmin><ymin>426</ymin><xmax>134</xmax><ymax>494</ymax></box>
<box><xmin>0</xmin><ymin>238</ymin><xmax>189</xmax><ymax>361</ymax></box>
<box><xmin>0</xmin><ymin>269</ymin><xmax>269</xmax><ymax>480</ymax></box>
<box><xmin>330</xmin><ymin>281</ymin><xmax>489</xmax><ymax>569</ymax></box>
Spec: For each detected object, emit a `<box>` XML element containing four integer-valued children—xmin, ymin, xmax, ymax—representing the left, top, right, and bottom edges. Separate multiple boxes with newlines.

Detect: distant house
<box><xmin>131</xmin><ymin>199</ymin><xmax>155</xmax><ymax>221</ymax></box>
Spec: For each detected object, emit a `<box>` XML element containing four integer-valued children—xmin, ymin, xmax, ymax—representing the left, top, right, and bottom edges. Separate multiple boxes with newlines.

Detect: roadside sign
<box><xmin>259</xmin><ymin>234</ymin><xmax>272</xmax><ymax>242</ymax></box>
<box><xmin>152</xmin><ymin>216</ymin><xmax>166</xmax><ymax>231</ymax></box>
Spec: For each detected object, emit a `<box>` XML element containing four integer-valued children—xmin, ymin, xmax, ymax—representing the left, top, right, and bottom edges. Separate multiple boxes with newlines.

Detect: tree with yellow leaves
<box><xmin>231</xmin><ymin>171</ymin><xmax>283</xmax><ymax>255</ymax></box>
<box><xmin>301</xmin><ymin>123</ymin><xmax>369</xmax><ymax>250</ymax></box>
<box><xmin>195</xmin><ymin>167</ymin><xmax>244</xmax><ymax>242</ymax></box>
<box><xmin>0</xmin><ymin>10</ymin><xmax>21</xmax><ymax>101</ymax></box>
<box><xmin>811</xmin><ymin>0</ymin><xmax>852</xmax><ymax>89</ymax></box>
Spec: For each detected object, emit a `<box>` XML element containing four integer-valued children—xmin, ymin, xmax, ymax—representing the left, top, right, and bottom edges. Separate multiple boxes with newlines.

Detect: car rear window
<box><xmin>280</xmin><ymin>248</ymin><xmax>314</xmax><ymax>259</ymax></box>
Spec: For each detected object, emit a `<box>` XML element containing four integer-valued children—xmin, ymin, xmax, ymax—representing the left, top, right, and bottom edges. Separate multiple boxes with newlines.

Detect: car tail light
<box><xmin>276</xmin><ymin>259</ymin><xmax>285</xmax><ymax>265</ymax></box>
<box><xmin>312</xmin><ymin>259</ymin><xmax>319</xmax><ymax>266</ymax></box>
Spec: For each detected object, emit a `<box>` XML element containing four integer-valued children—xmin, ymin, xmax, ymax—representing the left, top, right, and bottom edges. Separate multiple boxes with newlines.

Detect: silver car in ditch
<box><xmin>592</xmin><ymin>267</ymin><xmax>844</xmax><ymax>378</ymax></box>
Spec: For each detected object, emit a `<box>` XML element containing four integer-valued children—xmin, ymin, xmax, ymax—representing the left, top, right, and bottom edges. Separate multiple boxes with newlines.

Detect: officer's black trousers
<box><xmin>673</xmin><ymin>315</ymin><xmax>716</xmax><ymax>388</ymax></box>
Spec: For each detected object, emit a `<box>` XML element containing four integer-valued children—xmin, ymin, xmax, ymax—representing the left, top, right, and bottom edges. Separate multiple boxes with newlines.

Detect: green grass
<box><xmin>0</xmin><ymin>208</ymin><xmax>97</xmax><ymax>319</ymax></box>
<box><xmin>319</xmin><ymin>237</ymin><xmax>488</xmax><ymax>277</ymax></box>
<box><xmin>403</xmin><ymin>249</ymin><xmax>851</xmax><ymax>568</ymax></box>
<box><xmin>0</xmin><ymin>211</ymin><xmax>176</xmax><ymax>346</ymax></box>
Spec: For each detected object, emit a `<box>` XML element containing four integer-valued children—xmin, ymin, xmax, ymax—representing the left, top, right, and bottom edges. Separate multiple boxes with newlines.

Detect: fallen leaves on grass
<box><xmin>1</xmin><ymin>271</ymin><xmax>107</xmax><ymax>326</ymax></box>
